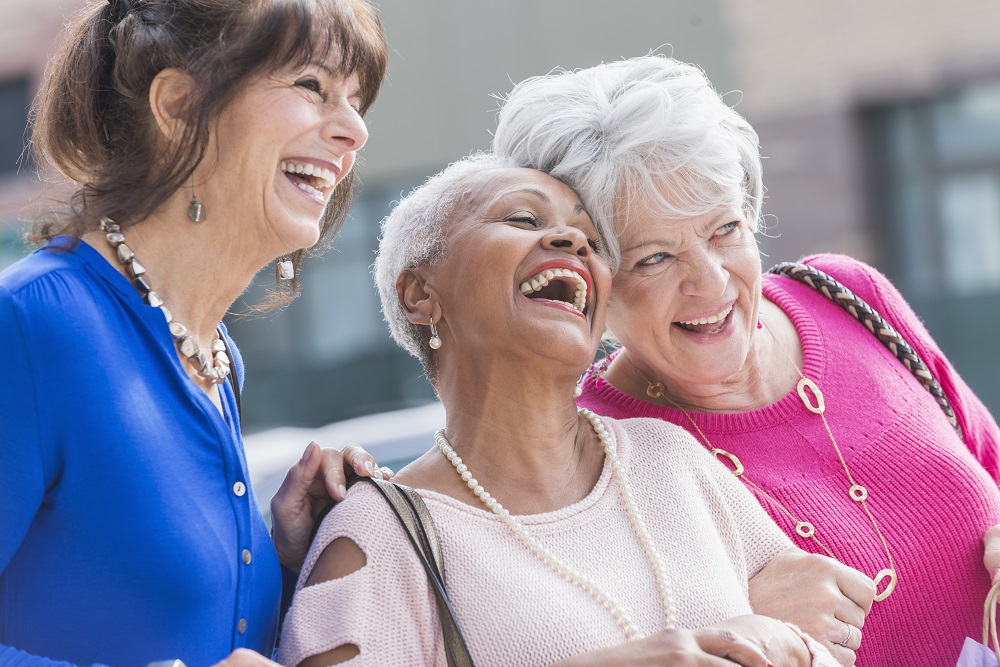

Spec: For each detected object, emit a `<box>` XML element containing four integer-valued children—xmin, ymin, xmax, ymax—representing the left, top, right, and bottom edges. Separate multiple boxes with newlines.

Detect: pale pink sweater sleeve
<box><xmin>278</xmin><ymin>483</ymin><xmax>445</xmax><ymax>667</ymax></box>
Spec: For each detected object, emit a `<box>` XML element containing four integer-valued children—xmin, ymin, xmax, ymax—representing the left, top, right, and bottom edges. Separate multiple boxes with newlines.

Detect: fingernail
<box><xmin>364</xmin><ymin>460</ymin><xmax>374</xmax><ymax>476</ymax></box>
<box><xmin>301</xmin><ymin>442</ymin><xmax>314</xmax><ymax>461</ymax></box>
<box><xmin>337</xmin><ymin>484</ymin><xmax>347</xmax><ymax>499</ymax></box>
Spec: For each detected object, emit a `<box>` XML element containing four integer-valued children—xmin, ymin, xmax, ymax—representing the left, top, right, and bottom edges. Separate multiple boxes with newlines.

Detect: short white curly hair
<box><xmin>492</xmin><ymin>54</ymin><xmax>763</xmax><ymax>272</ymax></box>
<box><xmin>373</xmin><ymin>152</ymin><xmax>519</xmax><ymax>379</ymax></box>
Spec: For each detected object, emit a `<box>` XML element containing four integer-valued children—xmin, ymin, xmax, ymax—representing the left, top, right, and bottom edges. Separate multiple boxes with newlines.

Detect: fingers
<box><xmin>692</xmin><ymin>628</ymin><xmax>770</xmax><ymax>667</ymax></box>
<box><xmin>834</xmin><ymin>562</ymin><xmax>876</xmax><ymax>616</ymax></box>
<box><xmin>271</xmin><ymin>441</ymin><xmax>323</xmax><ymax>507</ymax></box>
<box><xmin>984</xmin><ymin>524</ymin><xmax>1000</xmax><ymax>584</ymax></box>
<box><xmin>213</xmin><ymin>648</ymin><xmax>280</xmax><ymax>667</ymax></box>
<box><xmin>827</xmin><ymin>620</ymin><xmax>861</xmax><ymax>666</ymax></box>
<box><xmin>340</xmin><ymin>443</ymin><xmax>383</xmax><ymax>480</ymax></box>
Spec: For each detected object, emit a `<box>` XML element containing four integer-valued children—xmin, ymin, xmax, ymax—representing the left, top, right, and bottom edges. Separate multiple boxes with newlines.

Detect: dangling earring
<box><xmin>429</xmin><ymin>315</ymin><xmax>442</xmax><ymax>350</ymax></box>
<box><xmin>277</xmin><ymin>257</ymin><xmax>294</xmax><ymax>281</ymax></box>
<box><xmin>586</xmin><ymin>339</ymin><xmax>617</xmax><ymax>389</ymax></box>
<box><xmin>187</xmin><ymin>182</ymin><xmax>205</xmax><ymax>223</ymax></box>
<box><xmin>757</xmin><ymin>309</ymin><xmax>763</xmax><ymax>330</ymax></box>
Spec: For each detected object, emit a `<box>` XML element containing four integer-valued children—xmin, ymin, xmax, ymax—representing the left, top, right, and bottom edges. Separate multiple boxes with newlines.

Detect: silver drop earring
<box><xmin>429</xmin><ymin>316</ymin><xmax>442</xmax><ymax>350</ymax></box>
<box><xmin>277</xmin><ymin>257</ymin><xmax>294</xmax><ymax>280</ymax></box>
<box><xmin>188</xmin><ymin>183</ymin><xmax>205</xmax><ymax>223</ymax></box>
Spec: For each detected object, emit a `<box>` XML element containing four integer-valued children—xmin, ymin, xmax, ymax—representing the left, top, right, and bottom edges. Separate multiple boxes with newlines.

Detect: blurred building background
<box><xmin>1</xmin><ymin>0</ymin><xmax>998</xmax><ymax>431</ymax></box>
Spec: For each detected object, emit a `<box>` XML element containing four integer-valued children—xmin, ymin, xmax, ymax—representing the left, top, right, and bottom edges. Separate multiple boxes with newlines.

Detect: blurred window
<box><xmin>866</xmin><ymin>81</ymin><xmax>1000</xmax><ymax>298</ymax></box>
<box><xmin>0</xmin><ymin>77</ymin><xmax>31</xmax><ymax>176</ymax></box>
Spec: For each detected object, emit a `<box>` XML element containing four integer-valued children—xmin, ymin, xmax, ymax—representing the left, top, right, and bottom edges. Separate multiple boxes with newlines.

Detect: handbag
<box><xmin>768</xmin><ymin>261</ymin><xmax>964</xmax><ymax>442</ymax></box>
<box><xmin>311</xmin><ymin>477</ymin><xmax>475</xmax><ymax>667</ymax></box>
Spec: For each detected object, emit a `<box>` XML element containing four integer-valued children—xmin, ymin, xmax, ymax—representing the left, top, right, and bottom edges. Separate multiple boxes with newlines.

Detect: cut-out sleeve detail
<box><xmin>279</xmin><ymin>484</ymin><xmax>446</xmax><ymax>667</ymax></box>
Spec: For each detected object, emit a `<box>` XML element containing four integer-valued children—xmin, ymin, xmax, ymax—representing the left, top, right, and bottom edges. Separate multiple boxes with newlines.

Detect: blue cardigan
<box><xmin>0</xmin><ymin>239</ymin><xmax>281</xmax><ymax>666</ymax></box>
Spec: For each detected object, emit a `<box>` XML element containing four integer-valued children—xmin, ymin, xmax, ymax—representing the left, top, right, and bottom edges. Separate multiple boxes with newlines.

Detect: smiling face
<box><xmin>607</xmin><ymin>198</ymin><xmax>764</xmax><ymax>393</ymax></box>
<box><xmin>198</xmin><ymin>60</ymin><xmax>367</xmax><ymax>259</ymax></box>
<box><xmin>426</xmin><ymin>168</ymin><xmax>611</xmax><ymax>375</ymax></box>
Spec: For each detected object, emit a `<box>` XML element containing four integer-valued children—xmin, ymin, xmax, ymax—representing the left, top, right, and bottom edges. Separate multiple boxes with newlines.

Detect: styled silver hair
<box><xmin>492</xmin><ymin>54</ymin><xmax>763</xmax><ymax>272</ymax></box>
<box><xmin>373</xmin><ymin>152</ymin><xmax>519</xmax><ymax>379</ymax></box>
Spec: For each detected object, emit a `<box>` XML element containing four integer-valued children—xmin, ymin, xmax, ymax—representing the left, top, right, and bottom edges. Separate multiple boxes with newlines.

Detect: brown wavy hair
<box><xmin>30</xmin><ymin>0</ymin><xmax>388</xmax><ymax>303</ymax></box>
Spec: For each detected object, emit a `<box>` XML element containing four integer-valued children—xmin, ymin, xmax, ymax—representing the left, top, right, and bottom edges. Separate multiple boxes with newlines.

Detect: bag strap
<box><xmin>985</xmin><ymin>579</ymin><xmax>1000</xmax><ymax>662</ymax></box>
<box><xmin>218</xmin><ymin>327</ymin><xmax>242</xmax><ymax>422</ymax></box>
<box><xmin>309</xmin><ymin>478</ymin><xmax>475</xmax><ymax>667</ymax></box>
<box><xmin>767</xmin><ymin>262</ymin><xmax>963</xmax><ymax>441</ymax></box>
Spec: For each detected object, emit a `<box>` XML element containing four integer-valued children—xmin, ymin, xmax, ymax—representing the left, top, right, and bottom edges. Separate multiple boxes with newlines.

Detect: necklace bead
<box><xmin>99</xmin><ymin>218</ymin><xmax>231</xmax><ymax>385</ymax></box>
<box><xmin>435</xmin><ymin>408</ymin><xmax>677</xmax><ymax>639</ymax></box>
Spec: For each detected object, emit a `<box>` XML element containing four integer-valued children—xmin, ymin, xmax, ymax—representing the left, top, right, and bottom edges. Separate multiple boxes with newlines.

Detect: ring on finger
<box><xmin>835</xmin><ymin>622</ymin><xmax>854</xmax><ymax>647</ymax></box>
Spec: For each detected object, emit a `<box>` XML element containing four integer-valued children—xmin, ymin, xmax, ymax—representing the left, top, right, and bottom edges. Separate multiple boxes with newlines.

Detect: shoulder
<box><xmin>797</xmin><ymin>253</ymin><xmax>900</xmax><ymax>307</ymax></box>
<box><xmin>605</xmin><ymin>415</ymin><xmax>716</xmax><ymax>472</ymax></box>
<box><xmin>0</xmin><ymin>243</ymin><xmax>107</xmax><ymax>324</ymax></box>
<box><xmin>301</xmin><ymin>481</ymin><xmax>422</xmax><ymax>585</ymax></box>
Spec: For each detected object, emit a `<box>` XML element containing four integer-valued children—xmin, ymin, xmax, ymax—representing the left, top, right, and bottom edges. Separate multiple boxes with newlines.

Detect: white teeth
<box><xmin>518</xmin><ymin>267</ymin><xmax>589</xmax><ymax>314</ymax></box>
<box><xmin>296</xmin><ymin>181</ymin><xmax>325</xmax><ymax>202</ymax></box>
<box><xmin>280</xmin><ymin>161</ymin><xmax>336</xmax><ymax>190</ymax></box>
<box><xmin>677</xmin><ymin>305</ymin><xmax>733</xmax><ymax>326</ymax></box>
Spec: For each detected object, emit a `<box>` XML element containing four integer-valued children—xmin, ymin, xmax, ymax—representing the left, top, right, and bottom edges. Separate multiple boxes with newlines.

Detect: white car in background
<box><xmin>243</xmin><ymin>401</ymin><xmax>445</xmax><ymax>522</ymax></box>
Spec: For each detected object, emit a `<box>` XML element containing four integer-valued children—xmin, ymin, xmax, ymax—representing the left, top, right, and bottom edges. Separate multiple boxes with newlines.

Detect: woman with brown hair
<box><xmin>0</xmin><ymin>0</ymin><xmax>387</xmax><ymax>665</ymax></box>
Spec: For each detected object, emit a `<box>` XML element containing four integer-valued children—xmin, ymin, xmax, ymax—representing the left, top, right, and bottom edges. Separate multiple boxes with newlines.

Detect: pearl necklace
<box><xmin>99</xmin><ymin>218</ymin><xmax>232</xmax><ymax>385</ymax></box>
<box><xmin>632</xmin><ymin>322</ymin><xmax>897</xmax><ymax>602</ymax></box>
<box><xmin>434</xmin><ymin>407</ymin><xmax>678</xmax><ymax>639</ymax></box>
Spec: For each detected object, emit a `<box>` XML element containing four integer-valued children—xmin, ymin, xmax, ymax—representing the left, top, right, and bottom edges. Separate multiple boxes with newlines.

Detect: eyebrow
<box><xmin>620</xmin><ymin>209</ymin><xmax>736</xmax><ymax>254</ymax></box>
<box><xmin>492</xmin><ymin>188</ymin><xmax>587</xmax><ymax>216</ymax></box>
<box><xmin>313</xmin><ymin>62</ymin><xmax>362</xmax><ymax>97</ymax></box>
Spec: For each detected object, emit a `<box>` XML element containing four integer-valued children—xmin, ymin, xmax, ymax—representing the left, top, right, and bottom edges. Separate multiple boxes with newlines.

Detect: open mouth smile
<box><xmin>674</xmin><ymin>304</ymin><xmax>733</xmax><ymax>334</ymax></box>
<box><xmin>280</xmin><ymin>160</ymin><xmax>340</xmax><ymax>204</ymax></box>
<box><xmin>519</xmin><ymin>265</ymin><xmax>590</xmax><ymax>316</ymax></box>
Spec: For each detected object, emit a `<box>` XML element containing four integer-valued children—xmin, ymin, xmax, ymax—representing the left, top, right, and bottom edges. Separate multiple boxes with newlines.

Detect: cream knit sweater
<box><xmin>280</xmin><ymin>417</ymin><xmax>835</xmax><ymax>666</ymax></box>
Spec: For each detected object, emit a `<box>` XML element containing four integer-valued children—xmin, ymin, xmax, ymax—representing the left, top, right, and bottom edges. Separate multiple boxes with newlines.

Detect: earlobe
<box><xmin>148</xmin><ymin>67</ymin><xmax>195</xmax><ymax>141</ymax></box>
<box><xmin>396</xmin><ymin>268</ymin><xmax>440</xmax><ymax>325</ymax></box>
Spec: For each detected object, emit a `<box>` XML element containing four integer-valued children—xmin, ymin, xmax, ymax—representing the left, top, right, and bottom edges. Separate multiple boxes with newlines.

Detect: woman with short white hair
<box><xmin>279</xmin><ymin>153</ymin><xmax>838</xmax><ymax>666</ymax></box>
<box><xmin>493</xmin><ymin>54</ymin><xmax>1000</xmax><ymax>666</ymax></box>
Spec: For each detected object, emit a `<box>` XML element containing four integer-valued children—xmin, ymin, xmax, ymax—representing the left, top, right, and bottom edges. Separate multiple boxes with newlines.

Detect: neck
<box><xmin>85</xmin><ymin>205</ymin><xmax>270</xmax><ymax>343</ymax></box>
<box><xmin>433</xmin><ymin>353</ymin><xmax>605</xmax><ymax>514</ymax></box>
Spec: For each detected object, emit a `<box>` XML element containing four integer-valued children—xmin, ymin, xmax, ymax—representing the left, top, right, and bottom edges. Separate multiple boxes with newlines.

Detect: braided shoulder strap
<box><xmin>767</xmin><ymin>261</ymin><xmax>963</xmax><ymax>442</ymax></box>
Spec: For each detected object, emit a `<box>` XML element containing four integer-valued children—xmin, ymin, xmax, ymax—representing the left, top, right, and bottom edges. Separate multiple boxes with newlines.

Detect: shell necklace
<box><xmin>635</xmin><ymin>321</ymin><xmax>897</xmax><ymax>602</ymax></box>
<box><xmin>99</xmin><ymin>218</ymin><xmax>232</xmax><ymax>385</ymax></box>
<box><xmin>434</xmin><ymin>407</ymin><xmax>677</xmax><ymax>639</ymax></box>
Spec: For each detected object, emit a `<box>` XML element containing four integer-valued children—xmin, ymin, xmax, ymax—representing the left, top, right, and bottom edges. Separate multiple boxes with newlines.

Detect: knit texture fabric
<box><xmin>280</xmin><ymin>417</ymin><xmax>837</xmax><ymax>666</ymax></box>
<box><xmin>578</xmin><ymin>253</ymin><xmax>1000</xmax><ymax>666</ymax></box>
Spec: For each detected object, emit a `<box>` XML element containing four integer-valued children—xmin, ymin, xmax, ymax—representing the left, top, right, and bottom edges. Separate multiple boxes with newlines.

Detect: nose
<box><xmin>324</xmin><ymin>104</ymin><xmax>368</xmax><ymax>153</ymax></box>
<box><xmin>679</xmin><ymin>249</ymin><xmax>728</xmax><ymax>298</ymax></box>
<box><xmin>542</xmin><ymin>225</ymin><xmax>592</xmax><ymax>258</ymax></box>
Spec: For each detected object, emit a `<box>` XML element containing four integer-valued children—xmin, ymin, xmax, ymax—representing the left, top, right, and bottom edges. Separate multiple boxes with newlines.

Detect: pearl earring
<box><xmin>429</xmin><ymin>316</ymin><xmax>442</xmax><ymax>350</ymax></box>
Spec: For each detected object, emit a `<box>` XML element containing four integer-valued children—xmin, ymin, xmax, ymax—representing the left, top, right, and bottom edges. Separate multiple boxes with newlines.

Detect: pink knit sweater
<box><xmin>578</xmin><ymin>254</ymin><xmax>1000</xmax><ymax>666</ymax></box>
<box><xmin>279</xmin><ymin>417</ymin><xmax>837</xmax><ymax>666</ymax></box>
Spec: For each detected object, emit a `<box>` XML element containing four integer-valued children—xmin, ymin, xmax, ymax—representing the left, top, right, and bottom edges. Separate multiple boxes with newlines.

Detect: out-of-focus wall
<box><xmin>722</xmin><ymin>0</ymin><xmax>1000</xmax><ymax>413</ymax></box>
<box><xmin>2</xmin><ymin>0</ymin><xmax>997</xmax><ymax>423</ymax></box>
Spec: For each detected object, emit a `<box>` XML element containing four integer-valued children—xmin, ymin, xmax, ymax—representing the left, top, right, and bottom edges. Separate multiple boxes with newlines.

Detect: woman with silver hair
<box><xmin>492</xmin><ymin>54</ymin><xmax>1000</xmax><ymax>666</ymax></box>
<box><xmin>279</xmin><ymin>153</ymin><xmax>840</xmax><ymax>667</ymax></box>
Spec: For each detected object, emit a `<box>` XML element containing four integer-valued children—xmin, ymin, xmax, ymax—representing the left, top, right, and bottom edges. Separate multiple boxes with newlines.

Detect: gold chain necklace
<box><xmin>628</xmin><ymin>323</ymin><xmax>897</xmax><ymax>602</ymax></box>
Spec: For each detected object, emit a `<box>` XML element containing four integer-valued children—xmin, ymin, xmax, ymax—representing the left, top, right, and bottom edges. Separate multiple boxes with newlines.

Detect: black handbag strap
<box><xmin>768</xmin><ymin>261</ymin><xmax>963</xmax><ymax>441</ymax></box>
<box><xmin>218</xmin><ymin>327</ymin><xmax>241</xmax><ymax>421</ymax></box>
<box><xmin>310</xmin><ymin>478</ymin><xmax>475</xmax><ymax>667</ymax></box>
